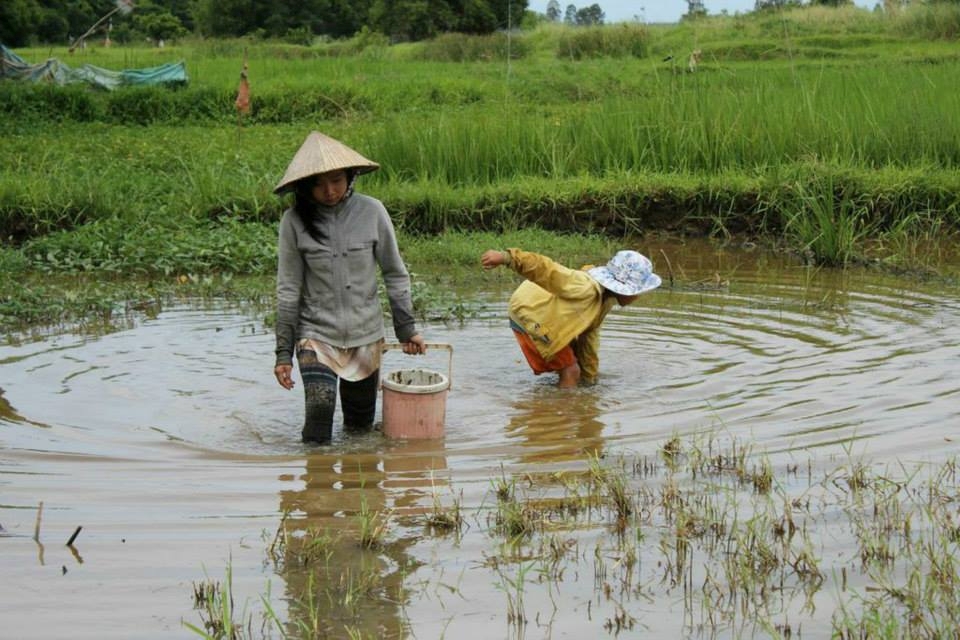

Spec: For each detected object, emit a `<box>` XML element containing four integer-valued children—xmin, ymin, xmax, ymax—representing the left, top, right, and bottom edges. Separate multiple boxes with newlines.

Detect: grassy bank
<box><xmin>2</xmin><ymin>6</ymin><xmax>960</xmax><ymax>332</ymax></box>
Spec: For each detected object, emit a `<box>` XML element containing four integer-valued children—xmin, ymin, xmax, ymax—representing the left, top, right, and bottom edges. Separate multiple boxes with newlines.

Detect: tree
<box><xmin>36</xmin><ymin>9</ymin><xmax>71</xmax><ymax>44</ymax></box>
<box><xmin>62</xmin><ymin>0</ymin><xmax>104</xmax><ymax>40</ymax></box>
<box><xmin>546</xmin><ymin>0</ymin><xmax>561</xmax><ymax>21</ymax></box>
<box><xmin>575</xmin><ymin>3</ymin><xmax>604</xmax><ymax>24</ymax></box>
<box><xmin>683</xmin><ymin>0</ymin><xmax>708</xmax><ymax>19</ymax></box>
<box><xmin>191</xmin><ymin>0</ymin><xmax>270</xmax><ymax>37</ymax></box>
<box><xmin>137</xmin><ymin>0</ymin><xmax>195</xmax><ymax>31</ymax></box>
<box><xmin>458</xmin><ymin>0</ymin><xmax>498</xmax><ymax>33</ymax></box>
<box><xmin>564</xmin><ymin>3</ymin><xmax>577</xmax><ymax>24</ymax></box>
<box><xmin>369</xmin><ymin>0</ymin><xmax>455</xmax><ymax>42</ymax></box>
<box><xmin>318</xmin><ymin>0</ymin><xmax>373</xmax><ymax>38</ymax></box>
<box><xmin>135</xmin><ymin>11</ymin><xmax>188</xmax><ymax>42</ymax></box>
<box><xmin>0</xmin><ymin>0</ymin><xmax>41</xmax><ymax>47</ymax></box>
<box><xmin>485</xmin><ymin>0</ymin><xmax>528</xmax><ymax>29</ymax></box>
<box><xmin>754</xmin><ymin>0</ymin><xmax>801</xmax><ymax>10</ymax></box>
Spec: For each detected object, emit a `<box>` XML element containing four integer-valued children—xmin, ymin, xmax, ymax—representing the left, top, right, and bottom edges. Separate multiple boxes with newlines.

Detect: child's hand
<box><xmin>481</xmin><ymin>250</ymin><xmax>505</xmax><ymax>269</ymax></box>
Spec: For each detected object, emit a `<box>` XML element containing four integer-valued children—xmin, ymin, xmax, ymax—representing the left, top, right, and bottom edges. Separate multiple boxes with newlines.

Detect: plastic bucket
<box><xmin>381</xmin><ymin>344</ymin><xmax>452</xmax><ymax>440</ymax></box>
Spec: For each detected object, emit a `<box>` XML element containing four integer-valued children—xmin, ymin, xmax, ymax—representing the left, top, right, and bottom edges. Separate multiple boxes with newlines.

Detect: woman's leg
<box><xmin>297</xmin><ymin>349</ymin><xmax>337</xmax><ymax>443</ymax></box>
<box><xmin>340</xmin><ymin>370</ymin><xmax>379</xmax><ymax>431</ymax></box>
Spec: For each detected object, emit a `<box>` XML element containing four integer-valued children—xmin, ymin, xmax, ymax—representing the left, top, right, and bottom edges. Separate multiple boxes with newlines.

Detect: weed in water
<box><xmin>356</xmin><ymin>492</ymin><xmax>389</xmax><ymax>550</ymax></box>
<box><xmin>425</xmin><ymin>486</ymin><xmax>465</xmax><ymax>536</ymax></box>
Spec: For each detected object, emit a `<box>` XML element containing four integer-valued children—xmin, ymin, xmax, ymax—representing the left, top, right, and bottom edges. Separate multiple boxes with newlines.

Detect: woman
<box><xmin>273</xmin><ymin>131</ymin><xmax>425</xmax><ymax>443</ymax></box>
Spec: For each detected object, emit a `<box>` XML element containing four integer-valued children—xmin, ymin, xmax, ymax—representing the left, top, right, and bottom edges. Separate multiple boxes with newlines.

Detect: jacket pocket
<box><xmin>345</xmin><ymin>240</ymin><xmax>378</xmax><ymax>297</ymax></box>
<box><xmin>301</xmin><ymin>244</ymin><xmax>337</xmax><ymax>307</ymax></box>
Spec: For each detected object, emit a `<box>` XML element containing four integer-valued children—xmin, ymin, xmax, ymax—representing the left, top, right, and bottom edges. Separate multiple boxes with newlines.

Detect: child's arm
<box><xmin>483</xmin><ymin>248</ymin><xmax>594</xmax><ymax>300</ymax></box>
<box><xmin>481</xmin><ymin>249</ymin><xmax>511</xmax><ymax>269</ymax></box>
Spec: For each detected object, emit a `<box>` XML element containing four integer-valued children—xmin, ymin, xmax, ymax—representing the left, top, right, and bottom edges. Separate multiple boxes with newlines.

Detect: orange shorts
<box><xmin>512</xmin><ymin>329</ymin><xmax>577</xmax><ymax>375</ymax></box>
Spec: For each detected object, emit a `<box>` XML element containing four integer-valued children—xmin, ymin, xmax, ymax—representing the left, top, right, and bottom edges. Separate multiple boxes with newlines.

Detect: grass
<box><xmin>3</xmin><ymin>8</ymin><xmax>960</xmax><ymax>330</ymax></box>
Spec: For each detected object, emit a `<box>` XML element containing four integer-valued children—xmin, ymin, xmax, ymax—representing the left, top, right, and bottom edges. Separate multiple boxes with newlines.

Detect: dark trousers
<box><xmin>297</xmin><ymin>348</ymin><xmax>379</xmax><ymax>444</ymax></box>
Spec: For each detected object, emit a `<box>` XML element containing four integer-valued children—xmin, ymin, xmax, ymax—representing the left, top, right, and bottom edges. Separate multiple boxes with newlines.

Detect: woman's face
<box><xmin>312</xmin><ymin>170</ymin><xmax>349</xmax><ymax>206</ymax></box>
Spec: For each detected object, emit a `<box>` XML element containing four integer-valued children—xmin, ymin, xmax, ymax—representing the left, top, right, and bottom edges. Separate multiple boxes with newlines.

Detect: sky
<box><xmin>528</xmin><ymin>0</ymin><xmax>873</xmax><ymax>24</ymax></box>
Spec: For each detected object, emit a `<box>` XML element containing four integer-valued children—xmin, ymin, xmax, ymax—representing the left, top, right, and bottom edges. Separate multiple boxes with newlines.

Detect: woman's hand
<box><xmin>481</xmin><ymin>249</ymin><xmax>506</xmax><ymax>270</ymax></box>
<box><xmin>274</xmin><ymin>364</ymin><xmax>295</xmax><ymax>390</ymax></box>
<box><xmin>403</xmin><ymin>334</ymin><xmax>426</xmax><ymax>355</ymax></box>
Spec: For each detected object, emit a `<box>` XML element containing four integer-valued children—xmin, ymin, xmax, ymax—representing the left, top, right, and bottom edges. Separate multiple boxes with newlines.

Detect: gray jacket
<box><xmin>274</xmin><ymin>193</ymin><xmax>417</xmax><ymax>366</ymax></box>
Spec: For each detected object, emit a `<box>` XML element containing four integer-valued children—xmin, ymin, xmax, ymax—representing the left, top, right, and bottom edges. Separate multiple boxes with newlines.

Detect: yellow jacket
<box><xmin>505</xmin><ymin>249</ymin><xmax>617</xmax><ymax>383</ymax></box>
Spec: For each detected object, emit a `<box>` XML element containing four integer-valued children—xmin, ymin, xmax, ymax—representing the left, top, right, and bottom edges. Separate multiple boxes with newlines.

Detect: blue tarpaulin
<box><xmin>0</xmin><ymin>44</ymin><xmax>187</xmax><ymax>90</ymax></box>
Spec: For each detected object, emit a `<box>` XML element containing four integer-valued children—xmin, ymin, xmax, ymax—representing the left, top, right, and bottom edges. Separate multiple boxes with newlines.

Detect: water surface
<box><xmin>2</xmin><ymin>239</ymin><xmax>958</xmax><ymax>638</ymax></box>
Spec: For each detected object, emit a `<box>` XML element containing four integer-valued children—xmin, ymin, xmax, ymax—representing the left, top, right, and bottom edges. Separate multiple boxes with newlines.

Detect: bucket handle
<box><xmin>381</xmin><ymin>342</ymin><xmax>453</xmax><ymax>390</ymax></box>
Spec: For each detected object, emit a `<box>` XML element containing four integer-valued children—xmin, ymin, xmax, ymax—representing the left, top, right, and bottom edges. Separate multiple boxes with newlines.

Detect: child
<box><xmin>481</xmin><ymin>248</ymin><xmax>660</xmax><ymax>387</ymax></box>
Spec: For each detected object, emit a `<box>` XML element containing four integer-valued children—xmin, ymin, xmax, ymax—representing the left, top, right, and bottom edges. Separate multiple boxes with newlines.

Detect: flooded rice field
<box><xmin>2</xmin><ymin>239</ymin><xmax>959</xmax><ymax>639</ymax></box>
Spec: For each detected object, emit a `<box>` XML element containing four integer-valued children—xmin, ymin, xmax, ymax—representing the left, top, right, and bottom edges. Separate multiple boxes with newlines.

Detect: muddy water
<box><xmin>2</xmin><ymin>239</ymin><xmax>959</xmax><ymax>639</ymax></box>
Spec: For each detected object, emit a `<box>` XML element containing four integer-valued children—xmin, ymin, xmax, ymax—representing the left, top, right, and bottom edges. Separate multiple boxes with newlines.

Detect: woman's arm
<box><xmin>275</xmin><ymin>210</ymin><xmax>304</xmax><ymax>368</ymax></box>
<box><xmin>374</xmin><ymin>206</ymin><xmax>418</xmax><ymax>343</ymax></box>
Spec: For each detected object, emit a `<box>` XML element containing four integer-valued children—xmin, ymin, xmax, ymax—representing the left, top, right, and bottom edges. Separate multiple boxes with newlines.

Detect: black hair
<box><xmin>291</xmin><ymin>169</ymin><xmax>357</xmax><ymax>244</ymax></box>
<box><xmin>292</xmin><ymin>179</ymin><xmax>325</xmax><ymax>244</ymax></box>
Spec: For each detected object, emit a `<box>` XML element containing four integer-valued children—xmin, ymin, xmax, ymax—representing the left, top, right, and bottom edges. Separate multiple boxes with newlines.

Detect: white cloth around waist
<box><xmin>297</xmin><ymin>338</ymin><xmax>383</xmax><ymax>381</ymax></box>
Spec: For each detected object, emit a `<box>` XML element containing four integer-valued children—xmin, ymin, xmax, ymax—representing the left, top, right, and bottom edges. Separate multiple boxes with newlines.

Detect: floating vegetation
<box><xmin>209</xmin><ymin>434</ymin><xmax>960</xmax><ymax>638</ymax></box>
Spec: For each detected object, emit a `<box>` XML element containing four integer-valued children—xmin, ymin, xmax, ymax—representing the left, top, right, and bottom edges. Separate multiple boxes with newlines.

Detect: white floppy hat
<box><xmin>588</xmin><ymin>250</ymin><xmax>662</xmax><ymax>296</ymax></box>
<box><xmin>273</xmin><ymin>131</ymin><xmax>379</xmax><ymax>194</ymax></box>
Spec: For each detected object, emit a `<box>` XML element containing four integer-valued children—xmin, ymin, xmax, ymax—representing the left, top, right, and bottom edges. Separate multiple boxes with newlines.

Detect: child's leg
<box><xmin>513</xmin><ymin>329</ymin><xmax>579</xmax><ymax>386</ymax></box>
<box><xmin>340</xmin><ymin>370</ymin><xmax>379</xmax><ymax>431</ymax></box>
<box><xmin>557</xmin><ymin>361</ymin><xmax>581</xmax><ymax>388</ymax></box>
<box><xmin>297</xmin><ymin>348</ymin><xmax>337</xmax><ymax>443</ymax></box>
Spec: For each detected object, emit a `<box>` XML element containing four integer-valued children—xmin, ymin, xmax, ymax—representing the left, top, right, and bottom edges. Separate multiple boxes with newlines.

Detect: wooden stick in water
<box><xmin>66</xmin><ymin>525</ymin><xmax>82</xmax><ymax>547</ymax></box>
<box><xmin>33</xmin><ymin>501</ymin><xmax>43</xmax><ymax>542</ymax></box>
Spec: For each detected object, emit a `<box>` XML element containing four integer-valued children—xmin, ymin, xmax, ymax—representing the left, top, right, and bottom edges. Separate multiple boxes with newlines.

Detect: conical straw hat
<box><xmin>273</xmin><ymin>131</ymin><xmax>379</xmax><ymax>194</ymax></box>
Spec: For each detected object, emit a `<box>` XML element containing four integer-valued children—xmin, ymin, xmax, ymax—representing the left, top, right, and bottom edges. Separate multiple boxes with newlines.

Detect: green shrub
<box><xmin>412</xmin><ymin>32</ymin><xmax>531</xmax><ymax>62</ymax></box>
<box><xmin>0</xmin><ymin>83</ymin><xmax>102</xmax><ymax>121</ymax></box>
<box><xmin>893</xmin><ymin>3</ymin><xmax>960</xmax><ymax>40</ymax></box>
<box><xmin>555</xmin><ymin>24</ymin><xmax>650</xmax><ymax>60</ymax></box>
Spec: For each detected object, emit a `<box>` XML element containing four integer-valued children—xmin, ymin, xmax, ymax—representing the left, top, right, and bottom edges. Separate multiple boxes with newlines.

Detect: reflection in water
<box><xmin>504</xmin><ymin>389</ymin><xmax>605</xmax><ymax>463</ymax></box>
<box><xmin>0</xmin><ymin>387</ymin><xmax>48</xmax><ymax>428</ymax></box>
<box><xmin>275</xmin><ymin>439</ymin><xmax>447</xmax><ymax>638</ymax></box>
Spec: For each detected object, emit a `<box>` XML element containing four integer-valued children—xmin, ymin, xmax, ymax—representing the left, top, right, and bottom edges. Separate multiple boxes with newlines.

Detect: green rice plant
<box><xmin>282</xmin><ymin>527</ymin><xmax>338</xmax><ymax>569</ymax></box>
<box><xmin>178</xmin><ymin>431</ymin><xmax>960</xmax><ymax>640</ymax></box>
<box><xmin>874</xmin><ymin>212</ymin><xmax>955</xmax><ymax>274</ymax></box>
<box><xmin>4</xmin><ymin>20</ymin><xmax>960</xmax><ymax>335</ymax></box>
<box><xmin>356</xmin><ymin>492</ymin><xmax>389</xmax><ymax>550</ymax></box>
<box><xmin>288</xmin><ymin>571</ymin><xmax>324</xmax><ymax>638</ymax></box>
<box><xmin>184</xmin><ymin>563</ymin><xmax>255</xmax><ymax>640</ymax></box>
<box><xmin>659</xmin><ymin>435</ymin><xmax>683</xmax><ymax>469</ymax></box>
<box><xmin>748</xmin><ymin>457</ymin><xmax>773</xmax><ymax>495</ymax></box>
<box><xmin>493</xmin><ymin>559</ymin><xmax>534</xmax><ymax>631</ymax></box>
<box><xmin>586</xmin><ymin>452</ymin><xmax>635</xmax><ymax>525</ymax></box>
<box><xmin>495</xmin><ymin>495</ymin><xmax>536</xmax><ymax>540</ymax></box>
<box><xmin>781</xmin><ymin>175</ymin><xmax>877</xmax><ymax>266</ymax></box>
<box><xmin>425</xmin><ymin>484</ymin><xmax>465</xmax><ymax>536</ymax></box>
<box><xmin>492</xmin><ymin>464</ymin><xmax>516</xmax><ymax>503</ymax></box>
